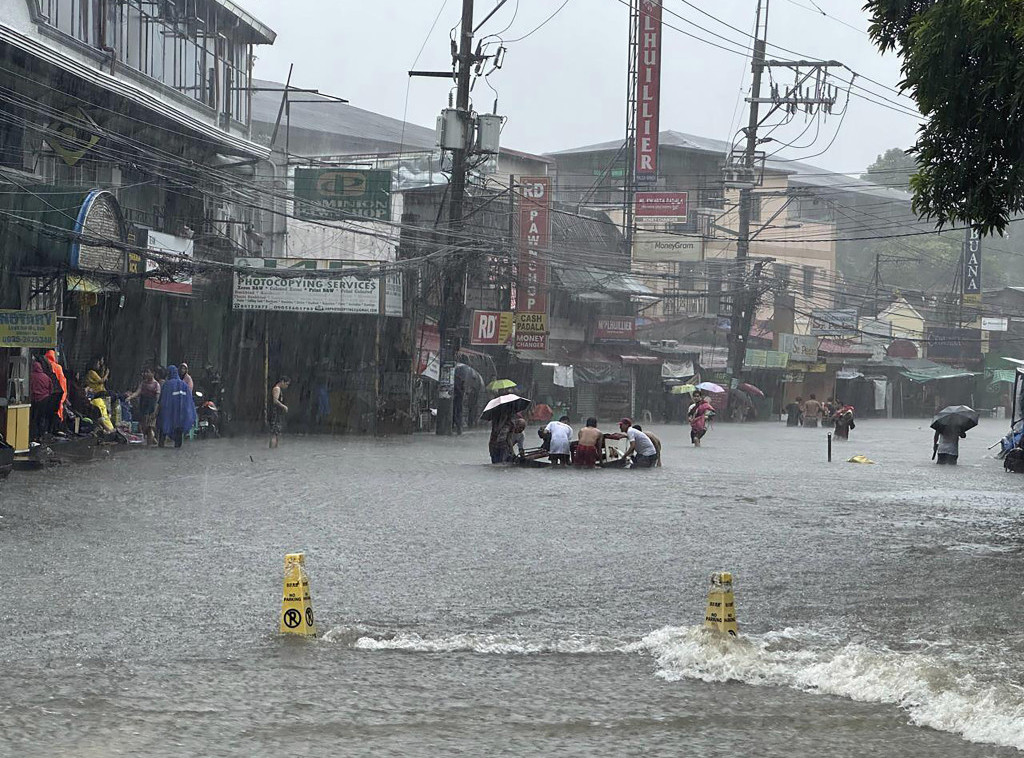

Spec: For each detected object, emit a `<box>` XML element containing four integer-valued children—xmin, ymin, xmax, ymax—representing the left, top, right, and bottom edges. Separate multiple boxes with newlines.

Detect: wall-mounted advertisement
<box><xmin>232</xmin><ymin>258</ymin><xmax>401</xmax><ymax>315</ymax></box>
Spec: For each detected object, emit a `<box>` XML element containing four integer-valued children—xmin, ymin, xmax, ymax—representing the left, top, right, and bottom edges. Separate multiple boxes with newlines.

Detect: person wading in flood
<box><xmin>934</xmin><ymin>427</ymin><xmax>966</xmax><ymax>465</ymax></box>
<box><xmin>802</xmin><ymin>394</ymin><xmax>823</xmax><ymax>428</ymax></box>
<box><xmin>269</xmin><ymin>376</ymin><xmax>290</xmax><ymax>449</ymax></box>
<box><xmin>575</xmin><ymin>417</ymin><xmax>605</xmax><ymax>468</ymax></box>
<box><xmin>617</xmin><ymin>418</ymin><xmax>659</xmax><ymax>469</ymax></box>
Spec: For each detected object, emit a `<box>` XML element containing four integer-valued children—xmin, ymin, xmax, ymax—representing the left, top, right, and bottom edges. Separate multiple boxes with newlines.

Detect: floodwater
<box><xmin>1</xmin><ymin>418</ymin><xmax>1023</xmax><ymax>757</ymax></box>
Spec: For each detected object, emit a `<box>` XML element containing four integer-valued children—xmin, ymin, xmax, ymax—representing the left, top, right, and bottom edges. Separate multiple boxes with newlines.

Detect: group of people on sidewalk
<box><xmin>27</xmin><ymin>351</ymin><xmax>198</xmax><ymax>449</ymax></box>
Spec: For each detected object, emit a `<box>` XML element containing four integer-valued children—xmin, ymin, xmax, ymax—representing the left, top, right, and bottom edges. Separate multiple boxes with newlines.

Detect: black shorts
<box><xmin>690</xmin><ymin>428</ymin><xmax>707</xmax><ymax>442</ymax></box>
<box><xmin>549</xmin><ymin>454</ymin><xmax>571</xmax><ymax>465</ymax></box>
<box><xmin>936</xmin><ymin>453</ymin><xmax>958</xmax><ymax>465</ymax></box>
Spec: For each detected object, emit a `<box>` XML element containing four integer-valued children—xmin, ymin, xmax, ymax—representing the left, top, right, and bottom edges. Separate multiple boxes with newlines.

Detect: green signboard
<box><xmin>293</xmin><ymin>168</ymin><xmax>392</xmax><ymax>222</ymax></box>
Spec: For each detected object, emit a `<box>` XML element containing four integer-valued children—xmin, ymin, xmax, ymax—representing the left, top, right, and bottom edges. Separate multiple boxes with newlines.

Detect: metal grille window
<box><xmin>39</xmin><ymin>0</ymin><xmax>254</xmax><ymax>125</ymax></box>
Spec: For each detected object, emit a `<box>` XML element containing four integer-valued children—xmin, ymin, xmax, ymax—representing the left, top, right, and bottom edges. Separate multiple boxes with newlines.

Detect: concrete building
<box><xmin>0</xmin><ymin>0</ymin><xmax>275</xmax><ymax>432</ymax></box>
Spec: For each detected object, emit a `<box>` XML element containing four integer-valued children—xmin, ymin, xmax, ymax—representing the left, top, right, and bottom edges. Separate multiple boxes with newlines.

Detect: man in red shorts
<box><xmin>575</xmin><ymin>417</ymin><xmax>604</xmax><ymax>468</ymax></box>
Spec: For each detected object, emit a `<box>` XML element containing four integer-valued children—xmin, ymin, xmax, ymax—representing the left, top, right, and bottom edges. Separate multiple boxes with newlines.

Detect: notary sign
<box><xmin>0</xmin><ymin>310</ymin><xmax>57</xmax><ymax>349</ymax></box>
<box><xmin>293</xmin><ymin>168</ymin><xmax>392</xmax><ymax>221</ymax></box>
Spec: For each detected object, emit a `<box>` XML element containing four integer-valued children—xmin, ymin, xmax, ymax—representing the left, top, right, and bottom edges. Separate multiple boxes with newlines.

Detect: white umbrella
<box><xmin>480</xmin><ymin>393</ymin><xmax>531</xmax><ymax>421</ymax></box>
<box><xmin>696</xmin><ymin>381</ymin><xmax>725</xmax><ymax>393</ymax></box>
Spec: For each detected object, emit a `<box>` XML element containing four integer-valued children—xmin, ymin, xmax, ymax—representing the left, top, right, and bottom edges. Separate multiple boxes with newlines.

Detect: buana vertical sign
<box><xmin>963</xmin><ymin>228</ymin><xmax>982</xmax><ymax>305</ymax></box>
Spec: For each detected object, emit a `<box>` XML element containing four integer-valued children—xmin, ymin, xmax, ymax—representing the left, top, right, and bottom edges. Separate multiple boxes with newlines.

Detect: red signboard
<box><xmin>416</xmin><ymin>323</ymin><xmax>440</xmax><ymax>380</ymax></box>
<box><xmin>515</xmin><ymin>332</ymin><xmax>547</xmax><ymax>351</ymax></box>
<box><xmin>470</xmin><ymin>310</ymin><xmax>513</xmax><ymax>346</ymax></box>
<box><xmin>594</xmin><ymin>316</ymin><xmax>637</xmax><ymax>343</ymax></box>
<box><xmin>636</xmin><ymin>191</ymin><xmax>687</xmax><ymax>219</ymax></box>
<box><xmin>635</xmin><ymin>0</ymin><xmax>663</xmax><ymax>178</ymax></box>
<box><xmin>517</xmin><ymin>176</ymin><xmax>550</xmax><ymax>315</ymax></box>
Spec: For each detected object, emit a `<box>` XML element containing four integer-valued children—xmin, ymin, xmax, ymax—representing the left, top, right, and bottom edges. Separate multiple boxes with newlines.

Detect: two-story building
<box><xmin>0</xmin><ymin>0</ymin><xmax>275</xmax><ymax>412</ymax></box>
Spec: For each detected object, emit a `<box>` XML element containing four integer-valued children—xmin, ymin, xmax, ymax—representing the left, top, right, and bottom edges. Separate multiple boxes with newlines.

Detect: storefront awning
<box><xmin>553</xmin><ymin>267</ymin><xmax>655</xmax><ymax>298</ymax></box>
<box><xmin>900</xmin><ymin>367</ymin><xmax>978</xmax><ymax>383</ymax></box>
<box><xmin>620</xmin><ymin>354</ymin><xmax>662</xmax><ymax>365</ymax></box>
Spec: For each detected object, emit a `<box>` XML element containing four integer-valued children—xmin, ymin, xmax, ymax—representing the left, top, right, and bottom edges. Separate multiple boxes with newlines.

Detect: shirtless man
<box><xmin>575</xmin><ymin>417</ymin><xmax>604</xmax><ymax>468</ymax></box>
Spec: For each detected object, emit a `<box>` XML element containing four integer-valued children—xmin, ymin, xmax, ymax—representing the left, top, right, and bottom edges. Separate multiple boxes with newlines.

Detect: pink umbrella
<box><xmin>739</xmin><ymin>382</ymin><xmax>765</xmax><ymax>398</ymax></box>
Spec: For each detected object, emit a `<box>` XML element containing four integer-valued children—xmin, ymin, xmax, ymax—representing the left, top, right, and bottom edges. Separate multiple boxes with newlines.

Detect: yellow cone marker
<box><xmin>704</xmin><ymin>571</ymin><xmax>738</xmax><ymax>636</ymax></box>
<box><xmin>280</xmin><ymin>552</ymin><xmax>317</xmax><ymax>637</ymax></box>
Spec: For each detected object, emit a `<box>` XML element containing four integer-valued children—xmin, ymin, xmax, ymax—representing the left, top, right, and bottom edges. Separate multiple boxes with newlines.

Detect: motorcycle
<box><xmin>194</xmin><ymin>390</ymin><xmax>220</xmax><ymax>439</ymax></box>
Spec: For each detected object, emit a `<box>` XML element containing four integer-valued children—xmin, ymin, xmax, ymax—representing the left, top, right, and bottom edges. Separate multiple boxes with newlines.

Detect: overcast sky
<box><xmin>242</xmin><ymin>0</ymin><xmax>921</xmax><ymax>175</ymax></box>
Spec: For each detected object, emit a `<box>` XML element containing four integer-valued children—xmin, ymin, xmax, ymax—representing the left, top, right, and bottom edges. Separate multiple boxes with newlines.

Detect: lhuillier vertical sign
<box><xmin>636</xmin><ymin>0</ymin><xmax>663</xmax><ymax>179</ymax></box>
<box><xmin>963</xmin><ymin>228</ymin><xmax>982</xmax><ymax>305</ymax></box>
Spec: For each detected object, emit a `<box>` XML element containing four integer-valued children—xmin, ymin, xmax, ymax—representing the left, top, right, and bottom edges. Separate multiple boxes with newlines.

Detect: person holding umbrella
<box><xmin>480</xmin><ymin>393</ymin><xmax>531</xmax><ymax>463</ymax></box>
<box><xmin>931</xmin><ymin>405</ymin><xmax>979</xmax><ymax>465</ymax></box>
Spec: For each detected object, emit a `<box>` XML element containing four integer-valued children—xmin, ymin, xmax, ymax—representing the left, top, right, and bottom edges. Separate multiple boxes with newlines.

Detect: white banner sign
<box><xmin>232</xmin><ymin>257</ymin><xmax>401</xmax><ymax>315</ymax></box>
<box><xmin>632</xmin><ymin>233</ymin><xmax>703</xmax><ymax>262</ymax></box>
<box><xmin>778</xmin><ymin>333</ymin><xmax>818</xmax><ymax>362</ymax></box>
<box><xmin>982</xmin><ymin>317</ymin><xmax>1008</xmax><ymax>332</ymax></box>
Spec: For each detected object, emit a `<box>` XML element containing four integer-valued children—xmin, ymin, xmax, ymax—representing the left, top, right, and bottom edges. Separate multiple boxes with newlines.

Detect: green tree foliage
<box><xmin>864</xmin><ymin>0</ymin><xmax>1024</xmax><ymax>235</ymax></box>
<box><xmin>860</xmin><ymin>147</ymin><xmax>918</xmax><ymax>189</ymax></box>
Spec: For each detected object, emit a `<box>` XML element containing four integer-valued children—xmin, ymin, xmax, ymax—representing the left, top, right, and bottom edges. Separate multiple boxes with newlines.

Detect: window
<box><xmin>750</xmin><ymin>194</ymin><xmax>762</xmax><ymax>222</ymax></box>
<box><xmin>40</xmin><ymin>0</ymin><xmax>255</xmax><ymax>125</ymax></box>
<box><xmin>803</xmin><ymin>266</ymin><xmax>815</xmax><ymax>299</ymax></box>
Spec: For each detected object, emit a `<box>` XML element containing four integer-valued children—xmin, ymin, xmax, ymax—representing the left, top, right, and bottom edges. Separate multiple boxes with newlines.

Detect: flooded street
<box><xmin>2</xmin><ymin>418</ymin><xmax>1023</xmax><ymax>757</ymax></box>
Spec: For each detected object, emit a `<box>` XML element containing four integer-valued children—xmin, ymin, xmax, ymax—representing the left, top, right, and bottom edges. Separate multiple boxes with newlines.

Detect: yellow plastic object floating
<box><xmin>280</xmin><ymin>552</ymin><xmax>317</xmax><ymax>637</ymax></box>
<box><xmin>704</xmin><ymin>571</ymin><xmax>738</xmax><ymax>636</ymax></box>
<box><xmin>847</xmin><ymin>455</ymin><xmax>875</xmax><ymax>464</ymax></box>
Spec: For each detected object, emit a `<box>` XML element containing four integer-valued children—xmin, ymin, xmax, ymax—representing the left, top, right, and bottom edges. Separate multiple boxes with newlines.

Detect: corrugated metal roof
<box><xmin>251</xmin><ymin>79</ymin><xmax>437</xmax><ymax>153</ymax></box>
<box><xmin>547</xmin><ymin>129</ymin><xmax>913</xmax><ymax>203</ymax></box>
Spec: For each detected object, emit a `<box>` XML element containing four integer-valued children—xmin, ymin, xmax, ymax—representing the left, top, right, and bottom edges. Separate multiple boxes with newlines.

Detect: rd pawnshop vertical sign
<box><xmin>963</xmin><ymin>228</ymin><xmax>982</xmax><ymax>305</ymax></box>
<box><xmin>635</xmin><ymin>0</ymin><xmax>663</xmax><ymax>179</ymax></box>
<box><xmin>518</xmin><ymin>177</ymin><xmax>550</xmax><ymax>315</ymax></box>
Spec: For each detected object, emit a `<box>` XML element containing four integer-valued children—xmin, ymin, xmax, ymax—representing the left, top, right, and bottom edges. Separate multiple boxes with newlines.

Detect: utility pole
<box><xmin>436</xmin><ymin>0</ymin><xmax>476</xmax><ymax>436</ymax></box>
<box><xmin>727</xmin><ymin>0</ymin><xmax>768</xmax><ymax>381</ymax></box>
<box><xmin>725</xmin><ymin>0</ymin><xmax>841</xmax><ymax>382</ymax></box>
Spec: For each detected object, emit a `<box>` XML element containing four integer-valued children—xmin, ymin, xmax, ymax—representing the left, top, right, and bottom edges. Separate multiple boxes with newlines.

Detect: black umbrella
<box><xmin>479</xmin><ymin>393</ymin><xmax>531</xmax><ymax>421</ymax></box>
<box><xmin>930</xmin><ymin>405</ymin><xmax>979</xmax><ymax>433</ymax></box>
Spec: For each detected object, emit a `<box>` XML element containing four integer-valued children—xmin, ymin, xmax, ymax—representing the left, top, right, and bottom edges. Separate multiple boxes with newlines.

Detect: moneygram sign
<box><xmin>293</xmin><ymin>168</ymin><xmax>392</xmax><ymax>222</ymax></box>
<box><xmin>632</xmin><ymin>232</ymin><xmax>702</xmax><ymax>262</ymax></box>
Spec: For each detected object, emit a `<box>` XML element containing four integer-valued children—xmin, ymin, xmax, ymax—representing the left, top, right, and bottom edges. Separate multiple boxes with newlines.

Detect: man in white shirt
<box><xmin>544</xmin><ymin>415</ymin><xmax>574</xmax><ymax>465</ymax></box>
<box><xmin>619</xmin><ymin>417</ymin><xmax>658</xmax><ymax>469</ymax></box>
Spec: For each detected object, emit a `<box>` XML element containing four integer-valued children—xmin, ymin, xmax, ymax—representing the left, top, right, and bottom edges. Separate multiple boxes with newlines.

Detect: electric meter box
<box><xmin>475</xmin><ymin>114</ymin><xmax>502</xmax><ymax>154</ymax></box>
<box><xmin>436</xmin><ymin>108</ymin><xmax>468</xmax><ymax>150</ymax></box>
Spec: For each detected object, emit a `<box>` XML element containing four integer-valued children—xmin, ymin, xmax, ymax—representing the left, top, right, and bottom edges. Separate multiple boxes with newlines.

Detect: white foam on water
<box><xmin>641</xmin><ymin>625</ymin><xmax>1024</xmax><ymax>751</ymax></box>
<box><xmin>325</xmin><ymin>628</ymin><xmax>626</xmax><ymax>655</ymax></box>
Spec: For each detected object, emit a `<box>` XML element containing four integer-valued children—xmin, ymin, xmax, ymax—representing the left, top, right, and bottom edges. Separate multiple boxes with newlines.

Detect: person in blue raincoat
<box><xmin>157</xmin><ymin>365</ymin><xmax>196</xmax><ymax>448</ymax></box>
